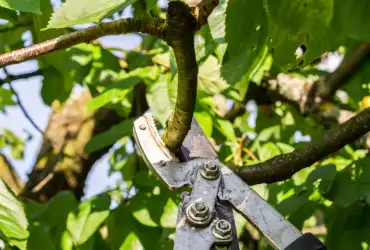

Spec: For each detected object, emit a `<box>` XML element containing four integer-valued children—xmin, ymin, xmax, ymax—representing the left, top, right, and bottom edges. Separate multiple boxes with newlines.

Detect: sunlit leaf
<box><xmin>66</xmin><ymin>193</ymin><xmax>111</xmax><ymax>245</ymax></box>
<box><xmin>46</xmin><ymin>0</ymin><xmax>137</xmax><ymax>29</ymax></box>
<box><xmin>0</xmin><ymin>179</ymin><xmax>29</xmax><ymax>249</ymax></box>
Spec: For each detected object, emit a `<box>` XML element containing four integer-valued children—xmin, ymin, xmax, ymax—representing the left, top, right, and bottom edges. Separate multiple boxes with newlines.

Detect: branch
<box><xmin>0</xmin><ymin>18</ymin><xmax>166</xmax><ymax>67</ymax></box>
<box><xmin>225</xmin><ymin>42</ymin><xmax>370</xmax><ymax>121</ymax></box>
<box><xmin>302</xmin><ymin>42</ymin><xmax>370</xmax><ymax>113</ymax></box>
<box><xmin>161</xmin><ymin>2</ymin><xmax>198</xmax><ymax>150</ymax></box>
<box><xmin>161</xmin><ymin>0</ymin><xmax>219</xmax><ymax>150</ymax></box>
<box><xmin>237</xmin><ymin>108</ymin><xmax>370</xmax><ymax>185</ymax></box>
<box><xmin>8</xmin><ymin>83</ymin><xmax>44</xmax><ymax>134</ymax></box>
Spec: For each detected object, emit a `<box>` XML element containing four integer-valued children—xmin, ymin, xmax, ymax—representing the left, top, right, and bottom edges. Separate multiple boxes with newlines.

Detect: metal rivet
<box><xmin>212</xmin><ymin>219</ymin><xmax>232</xmax><ymax>242</ymax></box>
<box><xmin>200</xmin><ymin>161</ymin><xmax>220</xmax><ymax>180</ymax></box>
<box><xmin>185</xmin><ymin>200</ymin><xmax>212</xmax><ymax>227</ymax></box>
<box><xmin>139</xmin><ymin>124</ymin><xmax>146</xmax><ymax>130</ymax></box>
<box><xmin>159</xmin><ymin>160</ymin><xmax>166</xmax><ymax>166</ymax></box>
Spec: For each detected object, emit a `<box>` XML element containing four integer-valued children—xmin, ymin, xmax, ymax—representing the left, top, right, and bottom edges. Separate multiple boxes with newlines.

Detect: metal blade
<box><xmin>218</xmin><ymin>165</ymin><xmax>302</xmax><ymax>250</ymax></box>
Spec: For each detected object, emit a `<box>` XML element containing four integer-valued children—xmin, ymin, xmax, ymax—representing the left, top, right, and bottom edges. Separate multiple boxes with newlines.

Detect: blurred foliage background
<box><xmin>0</xmin><ymin>0</ymin><xmax>370</xmax><ymax>249</ymax></box>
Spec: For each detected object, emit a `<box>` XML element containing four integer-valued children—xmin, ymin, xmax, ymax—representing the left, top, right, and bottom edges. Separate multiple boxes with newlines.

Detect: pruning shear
<box><xmin>133</xmin><ymin>114</ymin><xmax>327</xmax><ymax>250</ymax></box>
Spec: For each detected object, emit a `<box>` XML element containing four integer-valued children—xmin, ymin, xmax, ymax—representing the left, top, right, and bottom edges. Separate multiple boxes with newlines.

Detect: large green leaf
<box><xmin>0</xmin><ymin>179</ymin><xmax>29</xmax><ymax>249</ymax></box>
<box><xmin>146</xmin><ymin>73</ymin><xmax>176</xmax><ymax>125</ymax></box>
<box><xmin>332</xmin><ymin>0</ymin><xmax>370</xmax><ymax>41</ymax></box>
<box><xmin>0</xmin><ymin>0</ymin><xmax>40</xmax><ymax>14</ymax></box>
<box><xmin>34</xmin><ymin>0</ymin><xmax>74</xmax><ymax>105</ymax></box>
<box><xmin>27</xmin><ymin>225</ymin><xmax>56</xmax><ymax>250</ymax></box>
<box><xmin>85</xmin><ymin>119</ymin><xmax>134</xmax><ymax>153</ymax></box>
<box><xmin>46</xmin><ymin>0</ymin><xmax>137</xmax><ymax>29</ymax></box>
<box><xmin>266</xmin><ymin>0</ymin><xmax>334</xmax><ymax>35</ymax></box>
<box><xmin>222</xmin><ymin>0</ymin><xmax>268</xmax><ymax>84</ymax></box>
<box><xmin>66</xmin><ymin>193</ymin><xmax>111</xmax><ymax>245</ymax></box>
<box><xmin>86</xmin><ymin>75</ymin><xmax>141</xmax><ymax>113</ymax></box>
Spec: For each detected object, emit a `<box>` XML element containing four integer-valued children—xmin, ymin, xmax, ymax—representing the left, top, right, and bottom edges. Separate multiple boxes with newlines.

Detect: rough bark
<box><xmin>21</xmin><ymin>84</ymin><xmax>148</xmax><ymax>202</ymax></box>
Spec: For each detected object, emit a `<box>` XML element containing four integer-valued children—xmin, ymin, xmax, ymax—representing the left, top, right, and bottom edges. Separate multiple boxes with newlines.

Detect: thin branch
<box><xmin>4</xmin><ymin>68</ymin><xmax>44</xmax><ymax>134</ymax></box>
<box><xmin>0</xmin><ymin>18</ymin><xmax>166</xmax><ymax>67</ymax></box>
<box><xmin>237</xmin><ymin>108</ymin><xmax>370</xmax><ymax>185</ymax></box>
<box><xmin>0</xmin><ymin>69</ymin><xmax>43</xmax><ymax>87</ymax></box>
<box><xmin>8</xmin><ymin>83</ymin><xmax>44</xmax><ymax>134</ymax></box>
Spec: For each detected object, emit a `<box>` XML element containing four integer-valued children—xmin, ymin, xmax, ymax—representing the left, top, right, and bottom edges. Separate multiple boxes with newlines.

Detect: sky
<box><xmin>0</xmin><ymin>0</ymin><xmax>343</xmax><ymax>201</ymax></box>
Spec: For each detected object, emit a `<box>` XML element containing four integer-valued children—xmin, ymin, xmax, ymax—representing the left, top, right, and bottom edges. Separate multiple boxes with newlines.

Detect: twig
<box><xmin>0</xmin><ymin>19</ymin><xmax>31</xmax><ymax>33</ymax></box>
<box><xmin>7</xmin><ymin>82</ymin><xmax>44</xmax><ymax>134</ymax></box>
<box><xmin>4</xmin><ymin>68</ymin><xmax>44</xmax><ymax>134</ymax></box>
<box><xmin>237</xmin><ymin>108</ymin><xmax>370</xmax><ymax>185</ymax></box>
<box><xmin>0</xmin><ymin>18</ymin><xmax>166</xmax><ymax>67</ymax></box>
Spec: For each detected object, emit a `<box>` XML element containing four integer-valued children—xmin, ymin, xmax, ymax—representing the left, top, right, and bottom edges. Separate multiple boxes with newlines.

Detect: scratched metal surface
<box><xmin>180</xmin><ymin>118</ymin><xmax>218</xmax><ymax>160</ymax></box>
<box><xmin>218</xmin><ymin>165</ymin><xmax>302</xmax><ymax>249</ymax></box>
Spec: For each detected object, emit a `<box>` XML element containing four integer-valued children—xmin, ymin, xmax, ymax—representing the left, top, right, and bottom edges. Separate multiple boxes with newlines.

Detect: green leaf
<box><xmin>147</xmin><ymin>73</ymin><xmax>176</xmax><ymax>125</ymax></box>
<box><xmin>0</xmin><ymin>7</ymin><xmax>18</xmax><ymax>22</ymax></box>
<box><xmin>46</xmin><ymin>0</ymin><xmax>137</xmax><ymax>29</ymax></box>
<box><xmin>41</xmin><ymin>67</ymin><xmax>72</xmax><ymax>105</ymax></box>
<box><xmin>198</xmin><ymin>56</ymin><xmax>229</xmax><ymax>95</ymax></box>
<box><xmin>27</xmin><ymin>225</ymin><xmax>56</xmax><ymax>250</ymax></box>
<box><xmin>34</xmin><ymin>0</ymin><xmax>75</xmax><ymax>105</ymax></box>
<box><xmin>332</xmin><ymin>0</ymin><xmax>370</xmax><ymax>41</ymax></box>
<box><xmin>0</xmin><ymin>179</ymin><xmax>29</xmax><ymax>249</ymax></box>
<box><xmin>66</xmin><ymin>193</ymin><xmax>111</xmax><ymax>245</ymax></box>
<box><xmin>266</xmin><ymin>0</ymin><xmax>334</xmax><ymax>35</ymax></box>
<box><xmin>208</xmin><ymin>0</ymin><xmax>228</xmax><ymax>43</ymax></box>
<box><xmin>113</xmin><ymin>153</ymin><xmax>137</xmax><ymax>182</ymax></box>
<box><xmin>194</xmin><ymin>111</ymin><xmax>213</xmax><ymax>137</ymax></box>
<box><xmin>0</xmin><ymin>0</ymin><xmax>40</xmax><ymax>14</ymax></box>
<box><xmin>222</xmin><ymin>0</ymin><xmax>268</xmax><ymax>84</ymax></box>
<box><xmin>31</xmin><ymin>191</ymin><xmax>78</xmax><ymax>229</ymax></box>
<box><xmin>258</xmin><ymin>142</ymin><xmax>281</xmax><ymax>161</ymax></box>
<box><xmin>0</xmin><ymin>88</ymin><xmax>15</xmax><ymax>110</ymax></box>
<box><xmin>159</xmin><ymin>198</ymin><xmax>178</xmax><ymax>228</ymax></box>
<box><xmin>86</xmin><ymin>75</ymin><xmax>142</xmax><ymax>113</ymax></box>
<box><xmin>85</xmin><ymin>119</ymin><xmax>134</xmax><ymax>153</ymax></box>
<box><xmin>2</xmin><ymin>129</ymin><xmax>24</xmax><ymax>160</ymax></box>
<box><xmin>305</xmin><ymin>165</ymin><xmax>336</xmax><ymax>194</ymax></box>
<box><xmin>214</xmin><ymin>118</ymin><xmax>236</xmax><ymax>142</ymax></box>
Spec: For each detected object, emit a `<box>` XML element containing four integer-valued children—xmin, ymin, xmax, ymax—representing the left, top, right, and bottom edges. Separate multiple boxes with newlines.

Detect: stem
<box><xmin>237</xmin><ymin>108</ymin><xmax>370</xmax><ymax>185</ymax></box>
<box><xmin>0</xmin><ymin>18</ymin><xmax>166</xmax><ymax>67</ymax></box>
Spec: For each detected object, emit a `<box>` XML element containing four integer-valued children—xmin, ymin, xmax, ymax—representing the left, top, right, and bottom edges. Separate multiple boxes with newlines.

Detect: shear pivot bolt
<box><xmin>200</xmin><ymin>161</ymin><xmax>220</xmax><ymax>180</ymax></box>
<box><xmin>139</xmin><ymin>124</ymin><xmax>146</xmax><ymax>130</ymax></box>
<box><xmin>185</xmin><ymin>201</ymin><xmax>212</xmax><ymax>227</ymax></box>
<box><xmin>212</xmin><ymin>219</ymin><xmax>232</xmax><ymax>242</ymax></box>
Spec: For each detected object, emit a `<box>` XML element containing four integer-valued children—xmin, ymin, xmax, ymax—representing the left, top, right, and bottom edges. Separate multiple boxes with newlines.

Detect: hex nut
<box><xmin>200</xmin><ymin>161</ymin><xmax>220</xmax><ymax>180</ymax></box>
<box><xmin>185</xmin><ymin>200</ymin><xmax>212</xmax><ymax>227</ymax></box>
<box><xmin>212</xmin><ymin>219</ymin><xmax>232</xmax><ymax>241</ymax></box>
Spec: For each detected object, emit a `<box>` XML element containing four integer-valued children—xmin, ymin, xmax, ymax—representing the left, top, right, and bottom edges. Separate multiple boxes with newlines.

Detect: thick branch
<box><xmin>161</xmin><ymin>2</ymin><xmax>198</xmax><ymax>150</ymax></box>
<box><xmin>0</xmin><ymin>18</ymin><xmax>166</xmax><ymax>67</ymax></box>
<box><xmin>237</xmin><ymin>108</ymin><xmax>370</xmax><ymax>185</ymax></box>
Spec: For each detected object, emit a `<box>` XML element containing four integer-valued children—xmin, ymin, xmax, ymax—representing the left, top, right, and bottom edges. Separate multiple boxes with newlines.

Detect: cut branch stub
<box><xmin>162</xmin><ymin>1</ymin><xmax>198</xmax><ymax>151</ymax></box>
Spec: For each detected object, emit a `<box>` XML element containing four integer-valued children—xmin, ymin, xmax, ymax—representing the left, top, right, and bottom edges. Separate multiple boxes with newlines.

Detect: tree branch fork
<box><xmin>1</xmin><ymin>0</ymin><xmax>370</xmax><ymax>189</ymax></box>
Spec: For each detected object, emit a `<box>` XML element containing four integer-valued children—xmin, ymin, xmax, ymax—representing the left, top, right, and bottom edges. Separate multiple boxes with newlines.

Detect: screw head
<box><xmin>212</xmin><ymin>219</ymin><xmax>232</xmax><ymax>241</ymax></box>
<box><xmin>185</xmin><ymin>200</ymin><xmax>212</xmax><ymax>227</ymax></box>
<box><xmin>200</xmin><ymin>161</ymin><xmax>220</xmax><ymax>180</ymax></box>
<box><xmin>139</xmin><ymin>124</ymin><xmax>146</xmax><ymax>130</ymax></box>
<box><xmin>190</xmin><ymin>201</ymin><xmax>209</xmax><ymax>217</ymax></box>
